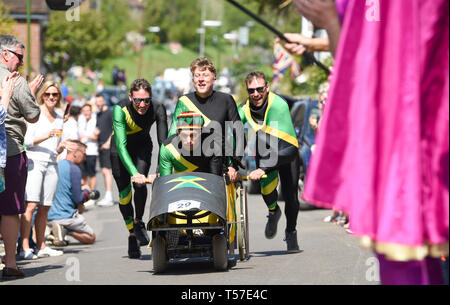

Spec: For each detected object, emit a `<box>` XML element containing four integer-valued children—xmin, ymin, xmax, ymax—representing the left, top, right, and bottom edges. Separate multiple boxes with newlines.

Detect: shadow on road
<box><xmin>137</xmin><ymin>256</ymin><xmax>245</xmax><ymax>276</ymax></box>
<box><xmin>2</xmin><ymin>264</ymin><xmax>64</xmax><ymax>282</ymax></box>
<box><xmin>250</xmin><ymin>250</ymin><xmax>304</xmax><ymax>257</ymax></box>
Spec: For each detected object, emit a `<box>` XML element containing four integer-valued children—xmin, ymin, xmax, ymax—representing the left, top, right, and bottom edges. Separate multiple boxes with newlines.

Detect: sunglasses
<box><xmin>247</xmin><ymin>86</ymin><xmax>266</xmax><ymax>94</ymax></box>
<box><xmin>132</xmin><ymin>97</ymin><xmax>152</xmax><ymax>105</ymax></box>
<box><xmin>6</xmin><ymin>49</ymin><xmax>23</xmax><ymax>63</ymax></box>
<box><xmin>44</xmin><ymin>92</ymin><xmax>60</xmax><ymax>98</ymax></box>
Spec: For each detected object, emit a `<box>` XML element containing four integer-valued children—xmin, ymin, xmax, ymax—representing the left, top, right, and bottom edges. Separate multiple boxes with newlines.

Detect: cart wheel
<box><xmin>152</xmin><ymin>234</ymin><xmax>167</xmax><ymax>273</ymax></box>
<box><xmin>235</xmin><ymin>187</ymin><xmax>244</xmax><ymax>260</ymax></box>
<box><xmin>236</xmin><ymin>186</ymin><xmax>250</xmax><ymax>261</ymax></box>
<box><xmin>243</xmin><ymin>186</ymin><xmax>250</xmax><ymax>260</ymax></box>
<box><xmin>212</xmin><ymin>234</ymin><xmax>228</xmax><ymax>271</ymax></box>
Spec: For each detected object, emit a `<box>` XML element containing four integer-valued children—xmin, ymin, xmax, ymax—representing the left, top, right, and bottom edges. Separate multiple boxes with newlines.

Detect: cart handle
<box><xmin>131</xmin><ymin>178</ymin><xmax>153</xmax><ymax>184</ymax></box>
<box><xmin>241</xmin><ymin>175</ymin><xmax>268</xmax><ymax>181</ymax></box>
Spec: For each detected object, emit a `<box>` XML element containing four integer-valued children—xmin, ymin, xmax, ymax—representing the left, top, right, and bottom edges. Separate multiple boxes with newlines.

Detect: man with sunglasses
<box><xmin>238</xmin><ymin>71</ymin><xmax>301</xmax><ymax>254</ymax></box>
<box><xmin>110</xmin><ymin>78</ymin><xmax>167</xmax><ymax>259</ymax></box>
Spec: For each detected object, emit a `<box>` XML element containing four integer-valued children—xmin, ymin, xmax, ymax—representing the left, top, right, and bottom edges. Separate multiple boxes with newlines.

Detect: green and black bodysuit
<box><xmin>238</xmin><ymin>92</ymin><xmax>300</xmax><ymax>233</ymax></box>
<box><xmin>111</xmin><ymin>99</ymin><xmax>167</xmax><ymax>232</ymax></box>
<box><xmin>159</xmin><ymin>134</ymin><xmax>223</xmax><ymax>177</ymax></box>
<box><xmin>168</xmin><ymin>91</ymin><xmax>244</xmax><ymax>169</ymax></box>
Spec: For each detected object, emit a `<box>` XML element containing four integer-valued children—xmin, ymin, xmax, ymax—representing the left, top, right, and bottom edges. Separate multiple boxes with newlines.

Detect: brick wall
<box><xmin>12</xmin><ymin>22</ymin><xmax>43</xmax><ymax>76</ymax></box>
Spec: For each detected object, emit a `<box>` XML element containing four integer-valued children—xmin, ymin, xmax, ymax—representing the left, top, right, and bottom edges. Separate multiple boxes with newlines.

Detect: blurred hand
<box><xmin>249</xmin><ymin>169</ymin><xmax>266</xmax><ymax>181</ymax></box>
<box><xmin>276</xmin><ymin>34</ymin><xmax>309</xmax><ymax>55</ymax></box>
<box><xmin>100</xmin><ymin>142</ymin><xmax>110</xmax><ymax>150</ymax></box>
<box><xmin>28</xmin><ymin>74</ymin><xmax>44</xmax><ymax>97</ymax></box>
<box><xmin>65</xmin><ymin>139</ymin><xmax>80</xmax><ymax>152</ymax></box>
<box><xmin>78</xmin><ymin>203</ymin><xmax>85</xmax><ymax>214</ymax></box>
<box><xmin>0</xmin><ymin>72</ymin><xmax>20</xmax><ymax>103</ymax></box>
<box><xmin>147</xmin><ymin>173</ymin><xmax>158</xmax><ymax>184</ymax></box>
<box><xmin>227</xmin><ymin>167</ymin><xmax>241</xmax><ymax>183</ymax></box>
<box><xmin>47</xmin><ymin>128</ymin><xmax>61</xmax><ymax>138</ymax></box>
<box><xmin>63</xmin><ymin>113</ymin><xmax>69</xmax><ymax>123</ymax></box>
<box><xmin>294</xmin><ymin>0</ymin><xmax>340</xmax><ymax>31</ymax></box>
<box><xmin>132</xmin><ymin>173</ymin><xmax>147</xmax><ymax>184</ymax></box>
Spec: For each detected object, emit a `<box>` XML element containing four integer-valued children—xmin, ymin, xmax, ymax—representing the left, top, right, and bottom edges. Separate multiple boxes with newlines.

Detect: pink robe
<box><xmin>303</xmin><ymin>0</ymin><xmax>449</xmax><ymax>261</ymax></box>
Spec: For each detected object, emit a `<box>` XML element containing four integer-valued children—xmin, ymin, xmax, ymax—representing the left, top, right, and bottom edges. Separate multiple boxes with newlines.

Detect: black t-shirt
<box><xmin>184</xmin><ymin>91</ymin><xmax>244</xmax><ymax>158</ymax></box>
<box><xmin>96</xmin><ymin>108</ymin><xmax>113</xmax><ymax>146</ymax></box>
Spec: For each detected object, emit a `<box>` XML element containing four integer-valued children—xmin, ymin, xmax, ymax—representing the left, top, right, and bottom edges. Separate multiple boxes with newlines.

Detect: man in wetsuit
<box><xmin>238</xmin><ymin>71</ymin><xmax>301</xmax><ymax>253</ymax></box>
<box><xmin>168</xmin><ymin>58</ymin><xmax>244</xmax><ymax>182</ymax></box>
<box><xmin>159</xmin><ymin>111</ymin><xmax>223</xmax><ymax>234</ymax></box>
<box><xmin>160</xmin><ymin>111</ymin><xmax>222</xmax><ymax>177</ymax></box>
<box><xmin>111</xmin><ymin>78</ymin><xmax>168</xmax><ymax>259</ymax></box>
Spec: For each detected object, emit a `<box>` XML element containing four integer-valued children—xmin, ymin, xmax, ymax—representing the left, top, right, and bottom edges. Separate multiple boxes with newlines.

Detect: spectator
<box><xmin>0</xmin><ymin>34</ymin><xmax>42</xmax><ymax>279</ymax></box>
<box><xmin>1</xmin><ymin>72</ymin><xmax>19</xmax><ymax>193</ymax></box>
<box><xmin>78</xmin><ymin>103</ymin><xmax>98</xmax><ymax>206</ymax></box>
<box><xmin>21</xmin><ymin>81</ymin><xmax>69</xmax><ymax>260</ymax></box>
<box><xmin>112</xmin><ymin>66</ymin><xmax>119</xmax><ymax>86</ymax></box>
<box><xmin>94</xmin><ymin>94</ymin><xmax>114</xmax><ymax>207</ymax></box>
<box><xmin>0</xmin><ymin>73</ymin><xmax>20</xmax><ymax>270</ymax></box>
<box><xmin>58</xmin><ymin>106</ymin><xmax>81</xmax><ymax>162</ymax></box>
<box><xmin>62</xmin><ymin>106</ymin><xmax>81</xmax><ymax>142</ymax></box>
<box><xmin>48</xmin><ymin>140</ymin><xmax>96</xmax><ymax>246</ymax></box>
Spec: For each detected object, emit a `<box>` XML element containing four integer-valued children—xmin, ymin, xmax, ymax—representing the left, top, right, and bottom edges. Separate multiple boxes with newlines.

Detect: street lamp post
<box><xmin>26</xmin><ymin>0</ymin><xmax>31</xmax><ymax>76</ymax></box>
<box><xmin>201</xmin><ymin>20</ymin><xmax>222</xmax><ymax>72</ymax></box>
<box><xmin>199</xmin><ymin>0</ymin><xmax>207</xmax><ymax>57</ymax></box>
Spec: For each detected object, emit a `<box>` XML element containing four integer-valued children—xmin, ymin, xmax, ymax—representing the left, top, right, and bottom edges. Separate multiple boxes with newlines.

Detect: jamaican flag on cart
<box><xmin>238</xmin><ymin>91</ymin><xmax>299</xmax><ymax>172</ymax></box>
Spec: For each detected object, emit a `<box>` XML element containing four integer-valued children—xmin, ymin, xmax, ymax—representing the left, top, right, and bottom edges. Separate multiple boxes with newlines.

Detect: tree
<box><xmin>142</xmin><ymin>0</ymin><xmax>201</xmax><ymax>50</ymax></box>
<box><xmin>0</xmin><ymin>2</ymin><xmax>16</xmax><ymax>35</ymax></box>
<box><xmin>43</xmin><ymin>10</ymin><xmax>113</xmax><ymax>76</ymax></box>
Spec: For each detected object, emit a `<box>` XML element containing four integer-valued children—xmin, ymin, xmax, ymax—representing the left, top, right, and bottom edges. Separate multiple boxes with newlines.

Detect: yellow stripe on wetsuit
<box><xmin>242</xmin><ymin>93</ymin><xmax>299</xmax><ymax>149</ymax></box>
<box><xmin>165</xmin><ymin>143</ymin><xmax>199</xmax><ymax>173</ymax></box>
<box><xmin>123</xmin><ymin>107</ymin><xmax>142</xmax><ymax>135</ymax></box>
<box><xmin>179</xmin><ymin>96</ymin><xmax>212</xmax><ymax>127</ymax></box>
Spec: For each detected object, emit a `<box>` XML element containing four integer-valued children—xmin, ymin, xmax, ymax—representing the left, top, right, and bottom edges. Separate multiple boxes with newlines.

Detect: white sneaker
<box><xmin>37</xmin><ymin>247</ymin><xmax>64</xmax><ymax>258</ymax></box>
<box><xmin>19</xmin><ymin>248</ymin><xmax>38</xmax><ymax>260</ymax></box>
<box><xmin>83</xmin><ymin>199</ymin><xmax>96</xmax><ymax>207</ymax></box>
<box><xmin>96</xmin><ymin>197</ymin><xmax>114</xmax><ymax>207</ymax></box>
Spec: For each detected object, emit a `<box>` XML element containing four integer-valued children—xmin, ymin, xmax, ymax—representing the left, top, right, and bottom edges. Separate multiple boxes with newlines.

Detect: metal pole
<box><xmin>225</xmin><ymin>0</ymin><xmax>329</xmax><ymax>75</ymax></box>
<box><xmin>26</xmin><ymin>0</ymin><xmax>31</xmax><ymax>76</ymax></box>
<box><xmin>199</xmin><ymin>0</ymin><xmax>206</xmax><ymax>57</ymax></box>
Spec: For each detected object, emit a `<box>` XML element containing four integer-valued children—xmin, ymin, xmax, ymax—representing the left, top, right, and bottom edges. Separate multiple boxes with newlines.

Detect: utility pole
<box><xmin>199</xmin><ymin>0</ymin><xmax>206</xmax><ymax>57</ymax></box>
<box><xmin>26</xmin><ymin>0</ymin><xmax>31</xmax><ymax>76</ymax></box>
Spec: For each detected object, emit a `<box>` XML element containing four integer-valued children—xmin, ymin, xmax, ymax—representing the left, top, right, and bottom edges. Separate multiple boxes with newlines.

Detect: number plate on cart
<box><xmin>168</xmin><ymin>200</ymin><xmax>202</xmax><ymax>213</ymax></box>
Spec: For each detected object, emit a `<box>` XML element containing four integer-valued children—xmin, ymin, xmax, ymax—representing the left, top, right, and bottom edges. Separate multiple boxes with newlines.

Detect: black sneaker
<box><xmin>265</xmin><ymin>207</ymin><xmax>281</xmax><ymax>239</ymax></box>
<box><xmin>134</xmin><ymin>221</ymin><xmax>150</xmax><ymax>247</ymax></box>
<box><xmin>2</xmin><ymin>267</ymin><xmax>25</xmax><ymax>280</ymax></box>
<box><xmin>284</xmin><ymin>230</ymin><xmax>301</xmax><ymax>254</ymax></box>
<box><xmin>128</xmin><ymin>235</ymin><xmax>141</xmax><ymax>259</ymax></box>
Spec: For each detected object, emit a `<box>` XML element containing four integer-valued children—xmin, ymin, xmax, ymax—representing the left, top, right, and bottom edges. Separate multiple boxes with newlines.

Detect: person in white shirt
<box><xmin>21</xmin><ymin>81</ymin><xmax>69</xmax><ymax>259</ymax></box>
<box><xmin>78</xmin><ymin>103</ymin><xmax>98</xmax><ymax>198</ymax></box>
<box><xmin>58</xmin><ymin>105</ymin><xmax>81</xmax><ymax>161</ymax></box>
<box><xmin>62</xmin><ymin>106</ymin><xmax>81</xmax><ymax>142</ymax></box>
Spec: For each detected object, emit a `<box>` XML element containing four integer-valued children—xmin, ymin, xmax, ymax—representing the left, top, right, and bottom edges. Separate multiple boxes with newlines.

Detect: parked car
<box><xmin>99</xmin><ymin>86</ymin><xmax>128</xmax><ymax>109</ymax></box>
<box><xmin>152</xmin><ymin>80</ymin><xmax>178</xmax><ymax>119</ymax></box>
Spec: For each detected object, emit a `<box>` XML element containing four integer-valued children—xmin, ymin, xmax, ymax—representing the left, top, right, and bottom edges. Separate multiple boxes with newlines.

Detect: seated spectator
<box><xmin>47</xmin><ymin>140</ymin><xmax>96</xmax><ymax>246</ymax></box>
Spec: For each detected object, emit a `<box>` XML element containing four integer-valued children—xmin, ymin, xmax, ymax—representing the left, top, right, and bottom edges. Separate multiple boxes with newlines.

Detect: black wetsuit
<box><xmin>168</xmin><ymin>91</ymin><xmax>244</xmax><ymax>168</ymax></box>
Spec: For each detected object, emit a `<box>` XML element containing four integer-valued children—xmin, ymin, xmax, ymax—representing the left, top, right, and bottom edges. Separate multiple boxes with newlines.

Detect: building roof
<box><xmin>2</xmin><ymin>0</ymin><xmax>49</xmax><ymax>15</ymax></box>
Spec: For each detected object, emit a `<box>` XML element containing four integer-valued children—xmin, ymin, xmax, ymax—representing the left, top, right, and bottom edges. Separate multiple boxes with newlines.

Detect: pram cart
<box><xmin>146</xmin><ymin>172</ymin><xmax>249</xmax><ymax>273</ymax></box>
